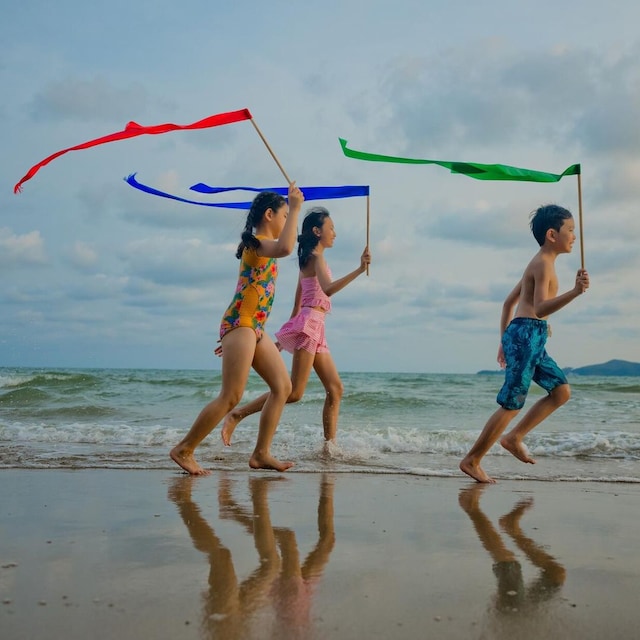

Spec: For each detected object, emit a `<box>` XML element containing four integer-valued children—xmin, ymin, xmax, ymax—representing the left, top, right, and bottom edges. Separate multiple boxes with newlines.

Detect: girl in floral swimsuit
<box><xmin>222</xmin><ymin>207</ymin><xmax>371</xmax><ymax>446</ymax></box>
<box><xmin>219</xmin><ymin>237</ymin><xmax>279</xmax><ymax>341</ymax></box>
<box><xmin>170</xmin><ymin>184</ymin><xmax>304</xmax><ymax>475</ymax></box>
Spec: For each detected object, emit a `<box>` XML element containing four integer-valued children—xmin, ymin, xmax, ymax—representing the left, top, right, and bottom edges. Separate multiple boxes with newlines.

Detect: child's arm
<box><xmin>274</xmin><ymin>277</ymin><xmax>303</xmax><ymax>352</ymax></box>
<box><xmin>500</xmin><ymin>281</ymin><xmax>522</xmax><ymax>336</ymax></box>
<box><xmin>497</xmin><ymin>281</ymin><xmax>521</xmax><ymax>367</ymax></box>
<box><xmin>316</xmin><ymin>247</ymin><xmax>371</xmax><ymax>297</ymax></box>
<box><xmin>258</xmin><ymin>183</ymin><xmax>304</xmax><ymax>258</ymax></box>
<box><xmin>289</xmin><ymin>276</ymin><xmax>302</xmax><ymax>319</ymax></box>
<box><xmin>533</xmin><ymin>264</ymin><xmax>589</xmax><ymax>318</ymax></box>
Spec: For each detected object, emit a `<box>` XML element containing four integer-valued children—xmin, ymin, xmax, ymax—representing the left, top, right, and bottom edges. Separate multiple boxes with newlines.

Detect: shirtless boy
<box><xmin>460</xmin><ymin>204</ymin><xmax>590</xmax><ymax>483</ymax></box>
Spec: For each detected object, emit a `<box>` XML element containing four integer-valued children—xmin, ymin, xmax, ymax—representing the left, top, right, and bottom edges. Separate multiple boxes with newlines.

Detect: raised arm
<box><xmin>258</xmin><ymin>183</ymin><xmax>305</xmax><ymax>258</ymax></box>
<box><xmin>316</xmin><ymin>247</ymin><xmax>371</xmax><ymax>297</ymax></box>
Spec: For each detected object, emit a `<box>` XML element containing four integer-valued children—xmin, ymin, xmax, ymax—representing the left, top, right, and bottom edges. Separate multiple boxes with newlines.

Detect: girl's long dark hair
<box><xmin>236</xmin><ymin>191</ymin><xmax>286</xmax><ymax>259</ymax></box>
<box><xmin>297</xmin><ymin>207</ymin><xmax>330</xmax><ymax>269</ymax></box>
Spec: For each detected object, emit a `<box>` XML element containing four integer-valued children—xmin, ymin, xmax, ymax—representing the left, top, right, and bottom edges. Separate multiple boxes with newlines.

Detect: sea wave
<box><xmin>2</xmin><ymin>420</ymin><xmax>638</xmax><ymax>462</ymax></box>
<box><xmin>2</xmin><ymin>367</ymin><xmax>639</xmax><ymax>482</ymax></box>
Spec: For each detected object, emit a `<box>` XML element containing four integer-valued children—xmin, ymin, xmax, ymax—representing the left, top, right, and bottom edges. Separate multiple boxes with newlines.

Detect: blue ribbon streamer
<box><xmin>125</xmin><ymin>174</ymin><xmax>369</xmax><ymax>209</ymax></box>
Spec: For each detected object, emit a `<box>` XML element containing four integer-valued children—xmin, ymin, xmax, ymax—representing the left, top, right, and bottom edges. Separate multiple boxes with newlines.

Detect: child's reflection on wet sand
<box><xmin>168</xmin><ymin>473</ymin><xmax>335</xmax><ymax>639</ymax></box>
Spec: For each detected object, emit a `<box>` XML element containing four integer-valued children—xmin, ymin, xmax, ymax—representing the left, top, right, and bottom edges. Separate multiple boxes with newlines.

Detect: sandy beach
<box><xmin>1</xmin><ymin>469</ymin><xmax>638</xmax><ymax>639</ymax></box>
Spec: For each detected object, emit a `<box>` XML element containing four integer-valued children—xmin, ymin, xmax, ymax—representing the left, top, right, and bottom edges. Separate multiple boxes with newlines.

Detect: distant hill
<box><xmin>477</xmin><ymin>359</ymin><xmax>640</xmax><ymax>377</ymax></box>
<box><xmin>568</xmin><ymin>359</ymin><xmax>640</xmax><ymax>376</ymax></box>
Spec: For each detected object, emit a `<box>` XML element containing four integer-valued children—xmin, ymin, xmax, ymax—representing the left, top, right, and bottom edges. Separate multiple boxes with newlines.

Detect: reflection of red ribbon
<box><xmin>14</xmin><ymin>108</ymin><xmax>252</xmax><ymax>193</ymax></box>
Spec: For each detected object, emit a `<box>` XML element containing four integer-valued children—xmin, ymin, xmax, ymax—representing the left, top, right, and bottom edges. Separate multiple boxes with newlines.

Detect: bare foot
<box><xmin>321</xmin><ymin>439</ymin><xmax>340</xmax><ymax>459</ymax></box>
<box><xmin>221</xmin><ymin>411</ymin><xmax>241</xmax><ymax>446</ymax></box>
<box><xmin>170</xmin><ymin>445</ymin><xmax>211</xmax><ymax>476</ymax></box>
<box><xmin>500</xmin><ymin>436</ymin><xmax>536</xmax><ymax>464</ymax></box>
<box><xmin>458</xmin><ymin>483</ymin><xmax>487</xmax><ymax>512</ymax></box>
<box><xmin>459</xmin><ymin>458</ymin><xmax>496</xmax><ymax>484</ymax></box>
<box><xmin>249</xmin><ymin>453</ymin><xmax>294</xmax><ymax>472</ymax></box>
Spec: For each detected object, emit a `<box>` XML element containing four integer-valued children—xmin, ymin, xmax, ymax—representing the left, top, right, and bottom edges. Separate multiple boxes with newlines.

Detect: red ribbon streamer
<box><xmin>14</xmin><ymin>108</ymin><xmax>253</xmax><ymax>193</ymax></box>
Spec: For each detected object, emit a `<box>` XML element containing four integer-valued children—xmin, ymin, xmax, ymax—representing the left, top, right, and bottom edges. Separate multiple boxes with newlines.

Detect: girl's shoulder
<box><xmin>297</xmin><ymin>252</ymin><xmax>317</xmax><ymax>277</ymax></box>
<box><xmin>300</xmin><ymin>266</ymin><xmax>316</xmax><ymax>280</ymax></box>
<box><xmin>310</xmin><ymin>253</ymin><xmax>330</xmax><ymax>279</ymax></box>
<box><xmin>243</xmin><ymin>242</ymin><xmax>274</xmax><ymax>265</ymax></box>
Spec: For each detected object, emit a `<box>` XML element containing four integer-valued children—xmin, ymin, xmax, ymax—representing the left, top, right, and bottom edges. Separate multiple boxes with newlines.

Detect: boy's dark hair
<box><xmin>529</xmin><ymin>204</ymin><xmax>573</xmax><ymax>247</ymax></box>
<box><xmin>297</xmin><ymin>207</ymin><xmax>331</xmax><ymax>269</ymax></box>
<box><xmin>236</xmin><ymin>191</ymin><xmax>286</xmax><ymax>258</ymax></box>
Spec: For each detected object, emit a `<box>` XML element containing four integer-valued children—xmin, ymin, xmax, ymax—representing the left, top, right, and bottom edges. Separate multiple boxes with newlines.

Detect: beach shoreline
<box><xmin>1</xmin><ymin>469</ymin><xmax>638</xmax><ymax>639</ymax></box>
<box><xmin>3</xmin><ymin>367</ymin><xmax>639</xmax><ymax>482</ymax></box>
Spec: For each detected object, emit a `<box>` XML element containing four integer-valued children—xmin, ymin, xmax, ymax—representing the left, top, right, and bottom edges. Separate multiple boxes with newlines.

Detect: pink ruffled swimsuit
<box><xmin>276</xmin><ymin>267</ymin><xmax>332</xmax><ymax>354</ymax></box>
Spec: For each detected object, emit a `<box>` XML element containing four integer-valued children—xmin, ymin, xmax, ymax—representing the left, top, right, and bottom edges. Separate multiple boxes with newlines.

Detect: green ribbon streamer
<box><xmin>339</xmin><ymin>138</ymin><xmax>580</xmax><ymax>183</ymax></box>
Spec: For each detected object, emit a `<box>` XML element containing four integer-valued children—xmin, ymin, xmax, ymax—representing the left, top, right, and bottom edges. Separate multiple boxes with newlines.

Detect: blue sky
<box><xmin>2</xmin><ymin>0</ymin><xmax>639</xmax><ymax>373</ymax></box>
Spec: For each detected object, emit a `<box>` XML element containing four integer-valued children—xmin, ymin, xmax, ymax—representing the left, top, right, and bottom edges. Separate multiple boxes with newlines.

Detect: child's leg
<box><xmin>223</xmin><ymin>478</ymin><xmax>282</xmax><ymax>603</ymax></box>
<box><xmin>301</xmin><ymin>474</ymin><xmax>336</xmax><ymax>577</ymax></box>
<box><xmin>499</xmin><ymin>497</ymin><xmax>566</xmax><ymax>586</ymax></box>
<box><xmin>458</xmin><ymin>484</ymin><xmax>517</xmax><ymax>563</ymax></box>
<box><xmin>288</xmin><ymin>348</ymin><xmax>317</xmax><ymax>401</ymax></box>
<box><xmin>170</xmin><ymin>328</ymin><xmax>256</xmax><ymax>475</ymax></box>
<box><xmin>222</xmin><ymin>391</ymin><xmax>270</xmax><ymax>446</ymax></box>
<box><xmin>247</xmin><ymin>478</ymin><xmax>282</xmax><ymax>579</ymax></box>
<box><xmin>312</xmin><ymin>353</ymin><xmax>343</xmax><ymax>442</ymax></box>
<box><xmin>464</xmin><ymin>319</ymin><xmax>546</xmax><ymax>481</ymax></box>
<box><xmin>167</xmin><ymin>477</ymin><xmax>241</xmax><ymax>616</ymax></box>
<box><xmin>460</xmin><ymin>406</ymin><xmax>520</xmax><ymax>483</ymax></box>
<box><xmin>222</xmin><ymin>348</ymin><xmax>316</xmax><ymax>445</ymax></box>
<box><xmin>500</xmin><ymin>383</ymin><xmax>571</xmax><ymax>463</ymax></box>
<box><xmin>249</xmin><ymin>334</ymin><xmax>294</xmax><ymax>471</ymax></box>
<box><xmin>458</xmin><ymin>484</ymin><xmax>524</xmax><ymax>611</ymax></box>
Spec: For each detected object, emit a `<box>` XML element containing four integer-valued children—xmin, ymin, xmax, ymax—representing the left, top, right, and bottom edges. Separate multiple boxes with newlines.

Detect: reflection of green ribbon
<box><xmin>339</xmin><ymin>138</ymin><xmax>580</xmax><ymax>183</ymax></box>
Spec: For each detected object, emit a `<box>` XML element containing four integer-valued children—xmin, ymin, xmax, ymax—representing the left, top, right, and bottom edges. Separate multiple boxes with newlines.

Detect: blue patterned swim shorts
<box><xmin>496</xmin><ymin>318</ymin><xmax>568</xmax><ymax>410</ymax></box>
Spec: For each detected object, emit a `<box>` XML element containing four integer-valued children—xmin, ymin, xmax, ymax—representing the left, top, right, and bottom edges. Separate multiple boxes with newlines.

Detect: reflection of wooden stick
<box><xmin>577</xmin><ymin>173</ymin><xmax>585</xmax><ymax>270</ymax></box>
<box><xmin>249</xmin><ymin>118</ymin><xmax>292</xmax><ymax>185</ymax></box>
<box><xmin>366</xmin><ymin>194</ymin><xmax>370</xmax><ymax>276</ymax></box>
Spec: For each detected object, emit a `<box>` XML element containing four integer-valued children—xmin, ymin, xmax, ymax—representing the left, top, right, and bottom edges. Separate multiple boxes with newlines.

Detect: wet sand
<box><xmin>1</xmin><ymin>469</ymin><xmax>638</xmax><ymax>639</ymax></box>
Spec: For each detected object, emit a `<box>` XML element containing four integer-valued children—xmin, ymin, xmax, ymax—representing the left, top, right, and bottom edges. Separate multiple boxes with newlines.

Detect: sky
<box><xmin>2</xmin><ymin>0</ymin><xmax>640</xmax><ymax>374</ymax></box>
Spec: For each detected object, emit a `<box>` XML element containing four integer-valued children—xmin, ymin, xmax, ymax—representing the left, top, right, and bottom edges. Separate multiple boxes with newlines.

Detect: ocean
<box><xmin>1</xmin><ymin>367</ymin><xmax>639</xmax><ymax>482</ymax></box>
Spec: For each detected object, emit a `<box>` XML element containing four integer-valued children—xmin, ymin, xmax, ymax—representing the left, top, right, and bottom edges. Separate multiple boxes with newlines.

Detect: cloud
<box><xmin>64</xmin><ymin>274</ymin><xmax>128</xmax><ymax>302</ymax></box>
<box><xmin>378</xmin><ymin>44</ymin><xmax>532</xmax><ymax>151</ymax></box>
<box><xmin>68</xmin><ymin>241</ymin><xmax>98</xmax><ymax>269</ymax></box>
<box><xmin>121</xmin><ymin>236</ymin><xmax>236</xmax><ymax>286</ymax></box>
<box><xmin>29</xmin><ymin>76</ymin><xmax>151</xmax><ymax>123</ymax></box>
<box><xmin>570</xmin><ymin>46</ymin><xmax>640</xmax><ymax>154</ymax></box>
<box><xmin>376</xmin><ymin>42</ymin><xmax>640</xmax><ymax>163</ymax></box>
<box><xmin>0</xmin><ymin>228</ymin><xmax>47</xmax><ymax>266</ymax></box>
<box><xmin>121</xmin><ymin>278</ymin><xmax>212</xmax><ymax>312</ymax></box>
<box><xmin>423</xmin><ymin>202</ymin><xmax>532</xmax><ymax>249</ymax></box>
<box><xmin>577</xmin><ymin>96</ymin><xmax>640</xmax><ymax>154</ymax></box>
<box><xmin>587</xmin><ymin>247</ymin><xmax>640</xmax><ymax>275</ymax></box>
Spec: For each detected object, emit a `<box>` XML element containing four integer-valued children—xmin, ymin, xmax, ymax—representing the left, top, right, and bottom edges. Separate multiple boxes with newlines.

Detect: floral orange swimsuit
<box><xmin>219</xmin><ymin>238</ymin><xmax>278</xmax><ymax>341</ymax></box>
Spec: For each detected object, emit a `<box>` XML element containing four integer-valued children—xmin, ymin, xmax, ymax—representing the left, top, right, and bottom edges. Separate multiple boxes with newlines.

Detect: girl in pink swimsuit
<box><xmin>170</xmin><ymin>183</ymin><xmax>304</xmax><ymax>475</ymax></box>
<box><xmin>222</xmin><ymin>207</ymin><xmax>371</xmax><ymax>446</ymax></box>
